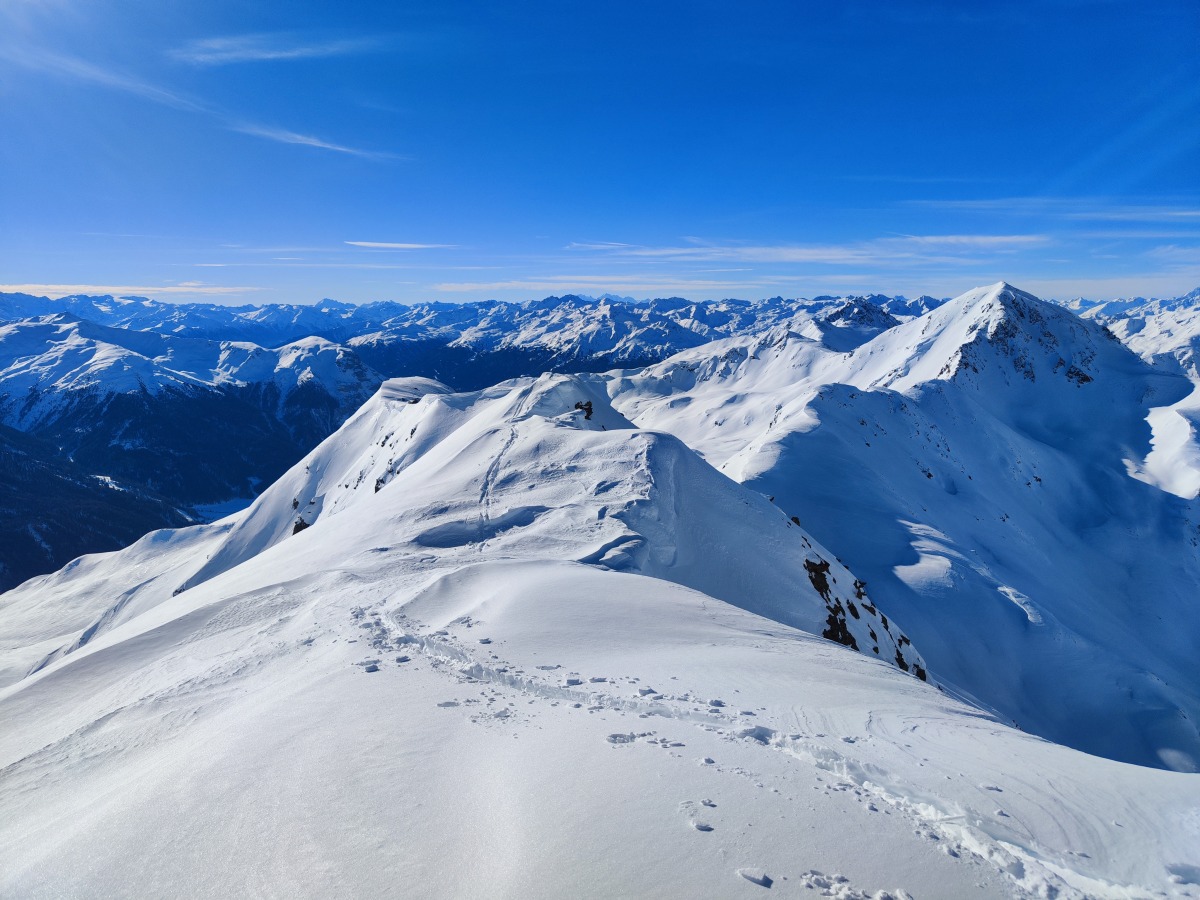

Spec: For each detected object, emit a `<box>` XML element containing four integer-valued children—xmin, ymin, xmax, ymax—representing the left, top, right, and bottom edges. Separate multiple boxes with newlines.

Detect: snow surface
<box><xmin>3</xmin><ymin>352</ymin><xmax>1200</xmax><ymax>898</ymax></box>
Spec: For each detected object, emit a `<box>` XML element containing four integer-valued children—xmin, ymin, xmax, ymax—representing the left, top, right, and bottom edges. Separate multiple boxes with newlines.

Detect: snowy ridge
<box><xmin>154</xmin><ymin>373</ymin><xmax>923</xmax><ymax>675</ymax></box>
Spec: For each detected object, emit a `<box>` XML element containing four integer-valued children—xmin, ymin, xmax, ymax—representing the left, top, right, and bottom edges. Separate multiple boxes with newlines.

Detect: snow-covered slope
<box><xmin>611</xmin><ymin>283</ymin><xmax>1200</xmax><ymax>773</ymax></box>
<box><xmin>3</xmin><ymin>372</ymin><xmax>1199</xmax><ymax>898</ymax></box>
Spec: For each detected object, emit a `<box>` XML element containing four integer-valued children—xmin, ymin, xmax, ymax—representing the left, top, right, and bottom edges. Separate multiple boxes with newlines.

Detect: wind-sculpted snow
<box><xmin>611</xmin><ymin>283</ymin><xmax>1200</xmax><ymax>772</ymax></box>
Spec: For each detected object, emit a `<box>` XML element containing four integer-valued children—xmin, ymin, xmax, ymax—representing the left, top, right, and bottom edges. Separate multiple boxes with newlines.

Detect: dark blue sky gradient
<box><xmin>1</xmin><ymin>0</ymin><xmax>1197</xmax><ymax>303</ymax></box>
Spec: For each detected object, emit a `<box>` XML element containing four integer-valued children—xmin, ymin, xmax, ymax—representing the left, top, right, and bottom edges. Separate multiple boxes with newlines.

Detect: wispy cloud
<box><xmin>1066</xmin><ymin>206</ymin><xmax>1200</xmax><ymax>223</ymax></box>
<box><xmin>0</xmin><ymin>45</ymin><xmax>388</xmax><ymax>158</ymax></box>
<box><xmin>346</xmin><ymin>241</ymin><xmax>459</xmax><ymax>250</ymax></box>
<box><xmin>434</xmin><ymin>275</ymin><xmax>789</xmax><ymax>294</ymax></box>
<box><xmin>170</xmin><ymin>33</ymin><xmax>383</xmax><ymax>66</ymax></box>
<box><xmin>0</xmin><ymin>46</ymin><xmax>203</xmax><ymax>111</ymax></box>
<box><xmin>565</xmin><ymin>233</ymin><xmax>1049</xmax><ymax>266</ymax></box>
<box><xmin>0</xmin><ymin>282</ymin><xmax>264</xmax><ymax>297</ymax></box>
<box><xmin>1077</xmin><ymin>230</ymin><xmax>1200</xmax><ymax>240</ymax></box>
<box><xmin>911</xmin><ymin>196</ymin><xmax>1200</xmax><ymax>223</ymax></box>
<box><xmin>893</xmin><ymin>234</ymin><xmax>1049</xmax><ymax>247</ymax></box>
<box><xmin>1146</xmin><ymin>244</ymin><xmax>1200</xmax><ymax>264</ymax></box>
<box><xmin>231</xmin><ymin>124</ymin><xmax>395</xmax><ymax>159</ymax></box>
<box><xmin>1014</xmin><ymin>272</ymin><xmax>1200</xmax><ymax>301</ymax></box>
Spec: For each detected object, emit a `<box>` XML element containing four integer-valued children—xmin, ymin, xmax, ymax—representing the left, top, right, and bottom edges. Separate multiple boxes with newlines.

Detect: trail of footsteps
<box><xmin>354</xmin><ymin>604</ymin><xmax>1069</xmax><ymax>898</ymax></box>
<box><xmin>769</xmin><ymin>734</ymin><xmax>1103</xmax><ymax>898</ymax></box>
<box><xmin>357</xmin><ymin>606</ymin><xmax>732</xmax><ymax>727</ymax></box>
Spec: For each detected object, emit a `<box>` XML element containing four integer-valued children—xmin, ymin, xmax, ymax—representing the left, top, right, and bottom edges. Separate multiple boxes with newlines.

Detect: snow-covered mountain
<box><xmin>0</xmin><ymin>314</ymin><xmax>386</xmax><ymax>589</ymax></box>
<box><xmin>0</xmin><ymin>314</ymin><xmax>381</xmax><ymax>427</ymax></box>
<box><xmin>3</xmin><ymin>369</ymin><xmax>1199</xmax><ymax>898</ymax></box>
<box><xmin>609</xmin><ymin>283</ymin><xmax>1200</xmax><ymax>772</ymax></box>
<box><xmin>0</xmin><ymin>313</ymin><xmax>382</xmax><ymax>498</ymax></box>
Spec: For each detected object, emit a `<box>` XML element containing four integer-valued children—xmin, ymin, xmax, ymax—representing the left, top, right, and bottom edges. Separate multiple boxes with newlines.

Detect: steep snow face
<box><xmin>842</xmin><ymin>283</ymin><xmax>1188</xmax><ymax>469</ymax></box>
<box><xmin>2</xmin><ymin>376</ymin><xmax>1199</xmax><ymax>898</ymax></box>
<box><xmin>612</xmin><ymin>283</ymin><xmax>1200</xmax><ymax>772</ymax></box>
<box><xmin>214</xmin><ymin>335</ymin><xmax>384</xmax><ymax>413</ymax></box>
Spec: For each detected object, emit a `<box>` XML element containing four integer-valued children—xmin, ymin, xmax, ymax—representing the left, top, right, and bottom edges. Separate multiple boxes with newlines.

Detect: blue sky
<box><xmin>1</xmin><ymin>0</ymin><xmax>1197</xmax><ymax>304</ymax></box>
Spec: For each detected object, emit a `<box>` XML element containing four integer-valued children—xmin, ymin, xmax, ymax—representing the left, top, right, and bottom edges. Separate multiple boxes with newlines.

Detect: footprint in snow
<box><xmin>797</xmin><ymin>870</ymin><xmax>911</xmax><ymax>899</ymax></box>
<box><xmin>739</xmin><ymin>725</ymin><xmax>777</xmax><ymax>745</ymax></box>
<box><xmin>680</xmin><ymin>800</ymin><xmax>716</xmax><ymax>833</ymax></box>
<box><xmin>736</xmin><ymin>868</ymin><xmax>772</xmax><ymax>888</ymax></box>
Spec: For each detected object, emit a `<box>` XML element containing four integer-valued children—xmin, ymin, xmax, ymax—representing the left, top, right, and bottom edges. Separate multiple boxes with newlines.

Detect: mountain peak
<box><xmin>821</xmin><ymin>296</ymin><xmax>900</xmax><ymax>331</ymax></box>
<box><xmin>845</xmin><ymin>283</ymin><xmax>1143</xmax><ymax>398</ymax></box>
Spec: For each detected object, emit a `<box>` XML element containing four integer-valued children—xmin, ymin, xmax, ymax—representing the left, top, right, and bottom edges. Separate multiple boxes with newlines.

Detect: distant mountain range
<box><xmin>0</xmin><ymin>290</ymin><xmax>943</xmax><ymax>589</ymax></box>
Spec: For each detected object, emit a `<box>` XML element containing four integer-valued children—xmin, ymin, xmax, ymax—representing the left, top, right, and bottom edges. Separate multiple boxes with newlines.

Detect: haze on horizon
<box><xmin>1</xmin><ymin>0</ymin><xmax>1197</xmax><ymax>306</ymax></box>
